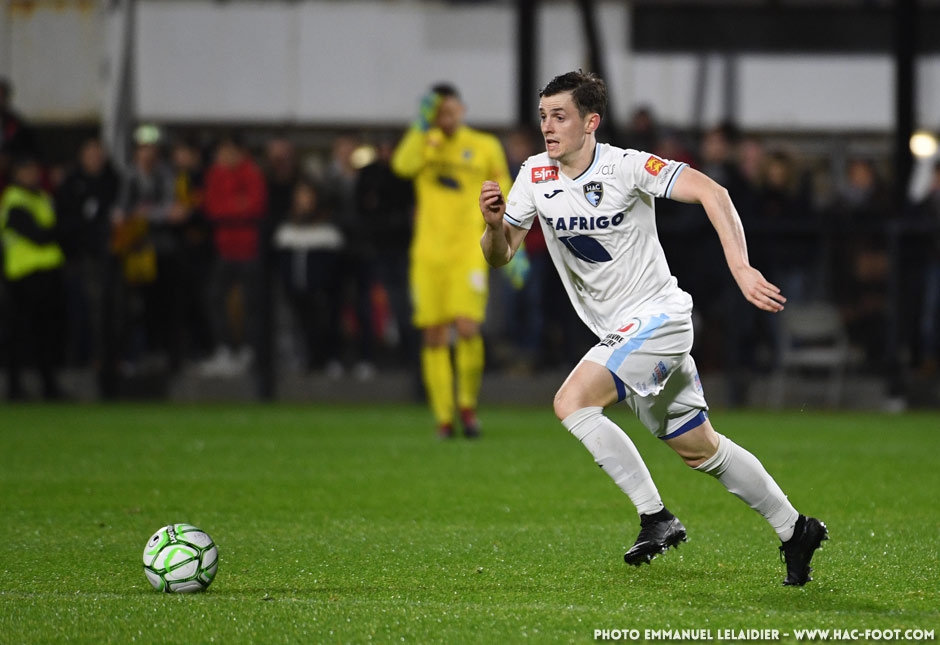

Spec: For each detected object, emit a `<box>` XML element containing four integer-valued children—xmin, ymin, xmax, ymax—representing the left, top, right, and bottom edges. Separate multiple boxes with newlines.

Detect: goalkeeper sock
<box><xmin>562</xmin><ymin>407</ymin><xmax>664</xmax><ymax>516</ymax></box>
<box><xmin>456</xmin><ymin>334</ymin><xmax>484</xmax><ymax>411</ymax></box>
<box><xmin>695</xmin><ymin>433</ymin><xmax>800</xmax><ymax>542</ymax></box>
<box><xmin>421</xmin><ymin>345</ymin><xmax>454</xmax><ymax>427</ymax></box>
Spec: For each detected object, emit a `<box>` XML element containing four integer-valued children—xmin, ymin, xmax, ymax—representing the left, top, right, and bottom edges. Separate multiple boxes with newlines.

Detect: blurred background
<box><xmin>1</xmin><ymin>0</ymin><xmax>939</xmax><ymax>410</ymax></box>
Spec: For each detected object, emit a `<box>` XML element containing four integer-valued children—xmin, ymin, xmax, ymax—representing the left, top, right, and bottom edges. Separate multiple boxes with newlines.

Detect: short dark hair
<box><xmin>431</xmin><ymin>83</ymin><xmax>460</xmax><ymax>101</ymax></box>
<box><xmin>539</xmin><ymin>70</ymin><xmax>607</xmax><ymax>120</ymax></box>
<box><xmin>216</xmin><ymin>131</ymin><xmax>244</xmax><ymax>150</ymax></box>
<box><xmin>11</xmin><ymin>152</ymin><xmax>40</xmax><ymax>170</ymax></box>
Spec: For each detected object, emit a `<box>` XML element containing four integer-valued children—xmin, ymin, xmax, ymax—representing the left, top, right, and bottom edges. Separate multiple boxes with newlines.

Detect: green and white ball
<box><xmin>142</xmin><ymin>524</ymin><xmax>218</xmax><ymax>593</ymax></box>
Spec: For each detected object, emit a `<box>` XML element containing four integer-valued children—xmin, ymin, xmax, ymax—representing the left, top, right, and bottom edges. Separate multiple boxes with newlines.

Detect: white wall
<box><xmin>629</xmin><ymin>54</ymin><xmax>901</xmax><ymax>131</ymax></box>
<box><xmin>4</xmin><ymin>0</ymin><xmax>940</xmax><ymax>132</ymax></box>
<box><xmin>131</xmin><ymin>0</ymin><xmax>940</xmax><ymax>132</ymax></box>
<box><xmin>3</xmin><ymin>0</ymin><xmax>102</xmax><ymax>122</ymax></box>
<box><xmin>135</xmin><ymin>1</ymin><xmax>519</xmax><ymax>126</ymax></box>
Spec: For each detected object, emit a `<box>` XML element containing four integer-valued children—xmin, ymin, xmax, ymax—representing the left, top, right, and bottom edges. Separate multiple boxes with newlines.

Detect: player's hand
<box><xmin>733</xmin><ymin>265</ymin><xmax>786</xmax><ymax>312</ymax></box>
<box><xmin>414</xmin><ymin>92</ymin><xmax>442</xmax><ymax>132</ymax></box>
<box><xmin>479</xmin><ymin>181</ymin><xmax>506</xmax><ymax>228</ymax></box>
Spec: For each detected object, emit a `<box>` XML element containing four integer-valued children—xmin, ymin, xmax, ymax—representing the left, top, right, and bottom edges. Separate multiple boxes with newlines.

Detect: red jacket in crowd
<box><xmin>204</xmin><ymin>157</ymin><xmax>267</xmax><ymax>261</ymax></box>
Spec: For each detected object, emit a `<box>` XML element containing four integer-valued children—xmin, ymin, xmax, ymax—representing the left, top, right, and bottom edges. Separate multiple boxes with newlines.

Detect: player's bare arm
<box><xmin>669</xmin><ymin>167</ymin><xmax>786</xmax><ymax>313</ymax></box>
<box><xmin>479</xmin><ymin>180</ymin><xmax>526</xmax><ymax>268</ymax></box>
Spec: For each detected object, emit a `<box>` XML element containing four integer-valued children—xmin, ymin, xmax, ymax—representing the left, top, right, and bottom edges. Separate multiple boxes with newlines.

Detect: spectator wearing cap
<box><xmin>0</xmin><ymin>155</ymin><xmax>67</xmax><ymax>400</ymax></box>
<box><xmin>112</xmin><ymin>124</ymin><xmax>181</xmax><ymax>372</ymax></box>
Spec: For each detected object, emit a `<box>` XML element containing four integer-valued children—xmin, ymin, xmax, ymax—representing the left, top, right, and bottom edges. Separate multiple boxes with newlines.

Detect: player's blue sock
<box><xmin>562</xmin><ymin>407</ymin><xmax>664</xmax><ymax>517</ymax></box>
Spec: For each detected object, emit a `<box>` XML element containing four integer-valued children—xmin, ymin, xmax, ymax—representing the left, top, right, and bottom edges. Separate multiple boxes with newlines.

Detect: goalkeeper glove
<box><xmin>502</xmin><ymin>244</ymin><xmax>531</xmax><ymax>290</ymax></box>
<box><xmin>414</xmin><ymin>91</ymin><xmax>442</xmax><ymax>132</ymax></box>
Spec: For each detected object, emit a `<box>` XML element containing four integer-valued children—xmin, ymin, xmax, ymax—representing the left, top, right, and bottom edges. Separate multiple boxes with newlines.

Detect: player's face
<box><xmin>435</xmin><ymin>96</ymin><xmax>465</xmax><ymax>138</ymax></box>
<box><xmin>14</xmin><ymin>161</ymin><xmax>41</xmax><ymax>189</ymax></box>
<box><xmin>539</xmin><ymin>92</ymin><xmax>594</xmax><ymax>164</ymax></box>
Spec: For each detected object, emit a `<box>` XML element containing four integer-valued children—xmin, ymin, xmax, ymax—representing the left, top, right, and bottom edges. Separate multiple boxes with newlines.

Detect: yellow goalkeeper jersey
<box><xmin>392</xmin><ymin>125</ymin><xmax>511</xmax><ymax>264</ymax></box>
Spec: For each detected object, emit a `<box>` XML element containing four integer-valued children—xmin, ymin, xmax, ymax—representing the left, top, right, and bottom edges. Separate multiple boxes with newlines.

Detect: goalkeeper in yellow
<box><xmin>392</xmin><ymin>83</ymin><xmax>512</xmax><ymax>439</ymax></box>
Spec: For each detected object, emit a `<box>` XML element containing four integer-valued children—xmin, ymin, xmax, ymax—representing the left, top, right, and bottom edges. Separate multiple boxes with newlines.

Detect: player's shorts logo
<box><xmin>531</xmin><ymin>166</ymin><xmax>559</xmax><ymax>183</ymax></box>
<box><xmin>599</xmin><ymin>318</ymin><xmax>642</xmax><ymax>347</ymax></box>
<box><xmin>618</xmin><ymin>318</ymin><xmax>642</xmax><ymax>336</ymax></box>
<box><xmin>583</xmin><ymin>181</ymin><xmax>604</xmax><ymax>207</ymax></box>
<box><xmin>651</xmin><ymin>360</ymin><xmax>669</xmax><ymax>387</ymax></box>
<box><xmin>599</xmin><ymin>332</ymin><xmax>624</xmax><ymax>348</ymax></box>
<box><xmin>644</xmin><ymin>156</ymin><xmax>666</xmax><ymax>176</ymax></box>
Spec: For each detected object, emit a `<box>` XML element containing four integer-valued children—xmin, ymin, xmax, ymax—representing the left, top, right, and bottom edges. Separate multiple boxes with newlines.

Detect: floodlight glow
<box><xmin>350</xmin><ymin>145</ymin><xmax>377</xmax><ymax>170</ymax></box>
<box><xmin>910</xmin><ymin>131</ymin><xmax>938</xmax><ymax>158</ymax></box>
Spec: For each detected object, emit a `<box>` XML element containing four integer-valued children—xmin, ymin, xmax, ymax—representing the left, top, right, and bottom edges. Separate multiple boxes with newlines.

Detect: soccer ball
<box><xmin>142</xmin><ymin>523</ymin><xmax>218</xmax><ymax>593</ymax></box>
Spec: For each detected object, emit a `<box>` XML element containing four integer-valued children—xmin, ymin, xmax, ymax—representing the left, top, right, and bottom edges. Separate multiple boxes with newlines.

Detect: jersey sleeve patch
<box><xmin>644</xmin><ymin>155</ymin><xmax>667</xmax><ymax>176</ymax></box>
<box><xmin>625</xmin><ymin>150</ymin><xmax>687</xmax><ymax>198</ymax></box>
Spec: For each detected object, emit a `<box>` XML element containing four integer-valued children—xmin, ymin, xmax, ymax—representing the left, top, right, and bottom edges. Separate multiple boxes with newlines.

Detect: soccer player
<box><xmin>393</xmin><ymin>84</ymin><xmax>512</xmax><ymax>439</ymax></box>
<box><xmin>479</xmin><ymin>71</ymin><xmax>827</xmax><ymax>585</ymax></box>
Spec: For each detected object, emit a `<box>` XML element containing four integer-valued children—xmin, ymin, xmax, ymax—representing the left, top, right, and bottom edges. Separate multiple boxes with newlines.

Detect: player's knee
<box><xmin>665</xmin><ymin>420</ymin><xmax>720</xmax><ymax>469</ymax></box>
<box><xmin>553</xmin><ymin>389</ymin><xmax>586</xmax><ymax>422</ymax></box>
<box><xmin>422</xmin><ymin>326</ymin><xmax>448</xmax><ymax>347</ymax></box>
<box><xmin>677</xmin><ymin>451</ymin><xmax>710</xmax><ymax>469</ymax></box>
<box><xmin>554</xmin><ymin>364</ymin><xmax>619</xmax><ymax>421</ymax></box>
<box><xmin>454</xmin><ymin>318</ymin><xmax>479</xmax><ymax>339</ymax></box>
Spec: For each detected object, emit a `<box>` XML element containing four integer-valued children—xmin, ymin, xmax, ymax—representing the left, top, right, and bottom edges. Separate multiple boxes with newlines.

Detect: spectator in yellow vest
<box><xmin>0</xmin><ymin>155</ymin><xmax>67</xmax><ymax>400</ymax></box>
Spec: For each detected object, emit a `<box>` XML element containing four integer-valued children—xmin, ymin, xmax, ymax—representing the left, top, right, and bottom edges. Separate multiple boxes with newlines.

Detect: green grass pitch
<box><xmin>1</xmin><ymin>403</ymin><xmax>938</xmax><ymax>643</ymax></box>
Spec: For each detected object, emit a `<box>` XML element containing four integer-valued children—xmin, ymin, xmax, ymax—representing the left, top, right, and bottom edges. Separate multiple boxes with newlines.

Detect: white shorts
<box><xmin>582</xmin><ymin>311</ymin><xmax>708</xmax><ymax>439</ymax></box>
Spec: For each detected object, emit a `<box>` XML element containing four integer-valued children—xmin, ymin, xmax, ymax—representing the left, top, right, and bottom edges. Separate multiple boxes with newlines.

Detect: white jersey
<box><xmin>504</xmin><ymin>143</ymin><xmax>693</xmax><ymax>338</ymax></box>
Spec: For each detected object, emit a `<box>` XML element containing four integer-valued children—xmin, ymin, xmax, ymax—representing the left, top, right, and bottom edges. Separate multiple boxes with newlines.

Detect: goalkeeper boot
<box><xmin>460</xmin><ymin>408</ymin><xmax>481</xmax><ymax>439</ymax></box>
<box><xmin>624</xmin><ymin>510</ymin><xmax>687</xmax><ymax>566</ymax></box>
<box><xmin>779</xmin><ymin>515</ymin><xmax>828</xmax><ymax>586</ymax></box>
<box><xmin>437</xmin><ymin>423</ymin><xmax>455</xmax><ymax>440</ymax></box>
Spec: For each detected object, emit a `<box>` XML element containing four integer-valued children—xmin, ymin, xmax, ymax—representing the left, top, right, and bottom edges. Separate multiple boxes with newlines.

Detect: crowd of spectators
<box><xmin>1</xmin><ymin>124</ymin><xmax>423</xmax><ymax>399</ymax></box>
<box><xmin>619</xmin><ymin>108</ymin><xmax>940</xmax><ymax>405</ymax></box>
<box><xmin>1</xmin><ymin>76</ymin><xmax>939</xmax><ymax>403</ymax></box>
<box><xmin>1</xmin><ymin>76</ymin><xmax>420</xmax><ymax>400</ymax></box>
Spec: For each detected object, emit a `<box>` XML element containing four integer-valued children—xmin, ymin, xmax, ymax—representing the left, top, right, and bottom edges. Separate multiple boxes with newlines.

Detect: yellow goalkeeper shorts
<box><xmin>410</xmin><ymin>254</ymin><xmax>488</xmax><ymax>328</ymax></box>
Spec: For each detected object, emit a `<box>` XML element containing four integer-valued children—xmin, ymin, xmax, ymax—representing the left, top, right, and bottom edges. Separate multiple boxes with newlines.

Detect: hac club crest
<box><xmin>583</xmin><ymin>181</ymin><xmax>604</xmax><ymax>207</ymax></box>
